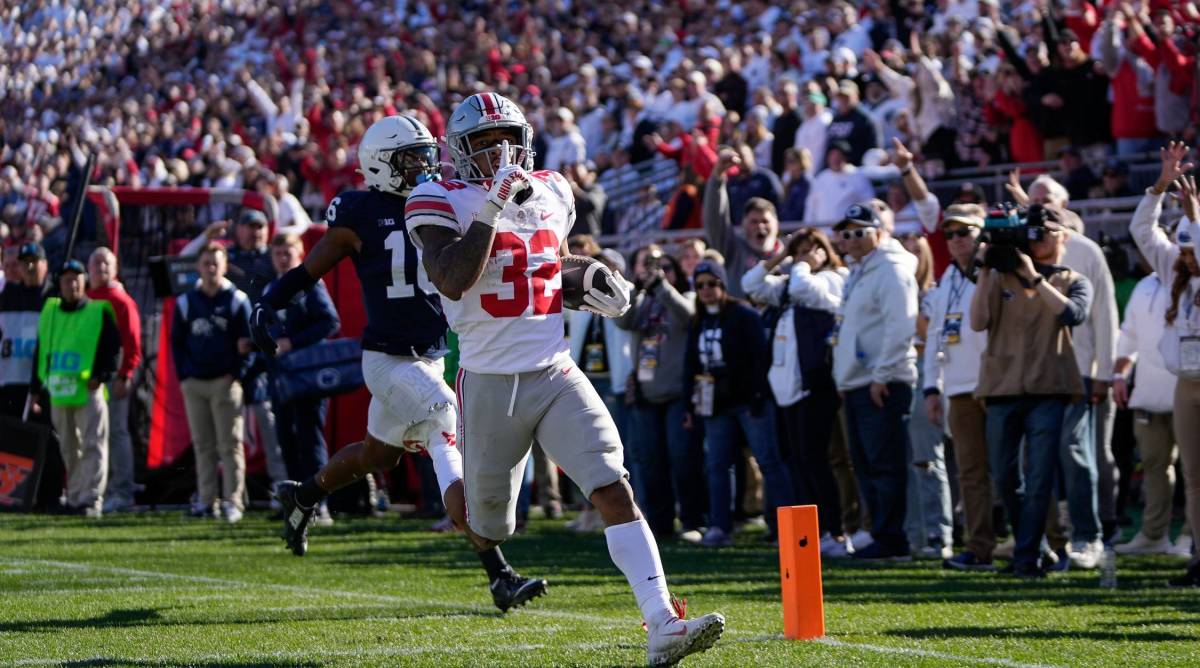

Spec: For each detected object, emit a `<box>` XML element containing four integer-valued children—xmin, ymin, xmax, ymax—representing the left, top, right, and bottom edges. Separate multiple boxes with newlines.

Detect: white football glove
<box><xmin>581</xmin><ymin>272</ymin><xmax>633</xmax><ymax>318</ymax></box>
<box><xmin>477</xmin><ymin>140</ymin><xmax>530</xmax><ymax>227</ymax></box>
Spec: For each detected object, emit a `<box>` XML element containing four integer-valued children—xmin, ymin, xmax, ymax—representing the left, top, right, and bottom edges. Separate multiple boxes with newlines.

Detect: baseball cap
<box><xmin>18</xmin><ymin>242</ymin><xmax>45</xmax><ymax>260</ymax></box>
<box><xmin>837</xmin><ymin>79</ymin><xmax>860</xmax><ymax>97</ymax></box>
<box><xmin>693</xmin><ymin>260</ymin><xmax>728</xmax><ymax>286</ymax></box>
<box><xmin>238</xmin><ymin>209</ymin><xmax>269</xmax><ymax>227</ymax></box>
<box><xmin>1102</xmin><ymin>160</ymin><xmax>1129</xmax><ymax>177</ymax></box>
<box><xmin>836</xmin><ymin>203</ymin><xmax>883</xmax><ymax>230</ymax></box>
<box><xmin>1026</xmin><ymin>204</ymin><xmax>1066</xmax><ymax>231</ymax></box>
<box><xmin>1175</xmin><ymin>219</ymin><xmax>1196</xmax><ymax>249</ymax></box>
<box><xmin>942</xmin><ymin>203</ymin><xmax>986</xmax><ymax>228</ymax></box>
<box><xmin>60</xmin><ymin>259</ymin><xmax>87</xmax><ymax>276</ymax></box>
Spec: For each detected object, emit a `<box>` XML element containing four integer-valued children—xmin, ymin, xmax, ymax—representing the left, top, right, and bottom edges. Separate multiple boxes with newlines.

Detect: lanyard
<box><xmin>945</xmin><ymin>264</ymin><xmax>970</xmax><ymax>315</ymax></box>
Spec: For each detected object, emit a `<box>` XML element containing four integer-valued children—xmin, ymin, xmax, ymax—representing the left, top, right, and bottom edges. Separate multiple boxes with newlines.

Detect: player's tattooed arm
<box><xmin>417</xmin><ymin>223</ymin><xmax>497</xmax><ymax>300</ymax></box>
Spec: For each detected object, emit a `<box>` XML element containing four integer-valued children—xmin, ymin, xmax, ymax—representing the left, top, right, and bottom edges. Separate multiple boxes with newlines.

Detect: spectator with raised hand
<box><xmin>803</xmin><ymin>142</ymin><xmax>876</xmax><ymax>228</ymax></box>
<box><xmin>1098</xmin><ymin>4</ymin><xmax>1163</xmax><ymax>156</ymax></box>
<box><xmin>862</xmin><ymin>37</ymin><xmax>957</xmax><ymax>168</ymax></box>
<box><xmin>1122</xmin><ymin>6</ymin><xmax>1195</xmax><ymax>139</ymax></box>
<box><xmin>685</xmin><ymin>261</ymin><xmax>793</xmax><ymax>547</ymax></box>
<box><xmin>1128</xmin><ymin>142</ymin><xmax>1200</xmax><ymax>587</ymax></box>
<box><xmin>1111</xmin><ymin>266</ymin><xmax>1185</xmax><ymax>557</ymax></box>
<box><xmin>615</xmin><ymin>245</ymin><xmax>705</xmax><ymax>541</ymax></box>
<box><xmin>703</xmin><ymin>150</ymin><xmax>783</xmax><ymax>298</ymax></box>
<box><xmin>971</xmin><ymin>204</ymin><xmax>1094</xmax><ymax>578</ymax></box>
<box><xmin>741</xmin><ymin>229</ymin><xmax>850</xmax><ymax>557</ymax></box>
<box><xmin>831</xmin><ymin>203</ymin><xmax>919</xmax><ymax>561</ymax></box>
<box><xmin>85</xmin><ymin>247</ymin><xmax>141</xmax><ymax>514</ymax></box>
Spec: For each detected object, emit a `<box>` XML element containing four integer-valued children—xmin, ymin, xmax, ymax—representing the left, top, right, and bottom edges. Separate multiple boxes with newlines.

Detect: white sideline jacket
<box><xmin>833</xmin><ymin>237</ymin><xmax>919</xmax><ymax>391</ymax></box>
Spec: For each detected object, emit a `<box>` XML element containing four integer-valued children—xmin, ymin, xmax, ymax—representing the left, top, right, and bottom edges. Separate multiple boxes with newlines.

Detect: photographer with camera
<box><xmin>971</xmin><ymin>205</ymin><xmax>1093</xmax><ymax>578</ymax></box>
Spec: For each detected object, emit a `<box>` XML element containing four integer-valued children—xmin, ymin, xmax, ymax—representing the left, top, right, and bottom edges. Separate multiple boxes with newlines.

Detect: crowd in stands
<box><xmin>2</xmin><ymin>0</ymin><xmax>1200</xmax><ymax>586</ymax></box>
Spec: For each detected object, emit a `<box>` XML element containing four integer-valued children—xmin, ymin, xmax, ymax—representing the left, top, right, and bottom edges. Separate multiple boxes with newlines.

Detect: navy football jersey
<box><xmin>325</xmin><ymin>189</ymin><xmax>447</xmax><ymax>356</ymax></box>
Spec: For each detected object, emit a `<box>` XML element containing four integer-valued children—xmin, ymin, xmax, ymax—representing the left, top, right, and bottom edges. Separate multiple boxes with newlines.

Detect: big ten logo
<box><xmin>1</xmin><ymin>337</ymin><xmax>37</xmax><ymax>360</ymax></box>
<box><xmin>48</xmin><ymin>351</ymin><xmax>82</xmax><ymax>373</ymax></box>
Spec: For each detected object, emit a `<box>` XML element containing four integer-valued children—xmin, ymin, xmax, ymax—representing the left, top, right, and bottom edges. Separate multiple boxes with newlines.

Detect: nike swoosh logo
<box><xmin>646</xmin><ymin>575</ymin><xmax>660</xmax><ymax>581</ymax></box>
<box><xmin>541</xmin><ymin>212</ymin><xmax>552</xmax><ymax>220</ymax></box>
<box><xmin>665</xmin><ymin>625</ymin><xmax>688</xmax><ymax>637</ymax></box>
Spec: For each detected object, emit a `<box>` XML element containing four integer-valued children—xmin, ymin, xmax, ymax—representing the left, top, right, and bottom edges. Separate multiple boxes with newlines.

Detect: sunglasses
<box><xmin>838</xmin><ymin>228</ymin><xmax>874</xmax><ymax>240</ymax></box>
<box><xmin>695</xmin><ymin>279</ymin><xmax>722</xmax><ymax>289</ymax></box>
<box><xmin>944</xmin><ymin>227</ymin><xmax>976</xmax><ymax>239</ymax></box>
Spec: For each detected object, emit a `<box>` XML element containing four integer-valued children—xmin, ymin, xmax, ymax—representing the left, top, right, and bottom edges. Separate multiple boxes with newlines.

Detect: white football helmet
<box><xmin>357</xmin><ymin>115</ymin><xmax>441</xmax><ymax>196</ymax></box>
<box><xmin>445</xmin><ymin>93</ymin><xmax>535</xmax><ymax>181</ymax></box>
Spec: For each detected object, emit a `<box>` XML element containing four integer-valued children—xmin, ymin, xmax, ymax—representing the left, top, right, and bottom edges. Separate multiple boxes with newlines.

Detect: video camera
<box><xmin>981</xmin><ymin>203</ymin><xmax>1027</xmax><ymax>273</ymax></box>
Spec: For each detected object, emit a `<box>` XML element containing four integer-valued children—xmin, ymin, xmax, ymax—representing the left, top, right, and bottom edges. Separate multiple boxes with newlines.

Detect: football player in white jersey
<box><xmin>406</xmin><ymin>93</ymin><xmax>725</xmax><ymax>666</ymax></box>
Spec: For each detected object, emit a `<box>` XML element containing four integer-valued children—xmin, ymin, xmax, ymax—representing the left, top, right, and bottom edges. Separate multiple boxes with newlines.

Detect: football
<box><xmin>560</xmin><ymin>255</ymin><xmax>615</xmax><ymax>310</ymax></box>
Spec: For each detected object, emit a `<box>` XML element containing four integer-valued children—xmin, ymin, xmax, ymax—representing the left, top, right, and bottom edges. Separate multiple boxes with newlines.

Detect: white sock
<box><xmin>605</xmin><ymin>519</ymin><xmax>674</xmax><ymax>626</ymax></box>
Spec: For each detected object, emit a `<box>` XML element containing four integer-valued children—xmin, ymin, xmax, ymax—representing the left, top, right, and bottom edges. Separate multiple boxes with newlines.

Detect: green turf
<box><xmin>1</xmin><ymin>512</ymin><xmax>1197</xmax><ymax>667</ymax></box>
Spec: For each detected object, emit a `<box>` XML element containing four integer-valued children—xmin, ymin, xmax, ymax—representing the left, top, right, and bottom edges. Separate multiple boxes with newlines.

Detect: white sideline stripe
<box><xmin>816</xmin><ymin>637</ymin><xmax>1063</xmax><ymax>668</ymax></box>
<box><xmin>2</xmin><ymin>558</ymin><xmax>1056</xmax><ymax>668</ymax></box>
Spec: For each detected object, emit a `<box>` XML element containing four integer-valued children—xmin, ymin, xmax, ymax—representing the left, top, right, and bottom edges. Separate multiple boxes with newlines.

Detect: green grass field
<box><xmin>1</xmin><ymin>511</ymin><xmax>1197</xmax><ymax>667</ymax></box>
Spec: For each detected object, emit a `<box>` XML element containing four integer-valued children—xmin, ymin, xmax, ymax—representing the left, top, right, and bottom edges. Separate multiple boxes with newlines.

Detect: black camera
<box><xmin>981</xmin><ymin>203</ymin><xmax>1027</xmax><ymax>273</ymax></box>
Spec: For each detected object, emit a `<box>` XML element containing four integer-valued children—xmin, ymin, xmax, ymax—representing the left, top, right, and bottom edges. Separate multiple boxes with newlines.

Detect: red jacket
<box><xmin>1108</xmin><ymin>59</ymin><xmax>1158</xmax><ymax>139</ymax></box>
<box><xmin>986</xmin><ymin>90</ymin><xmax>1044</xmax><ymax>163</ymax></box>
<box><xmin>87</xmin><ymin>282</ymin><xmax>142</xmax><ymax>381</ymax></box>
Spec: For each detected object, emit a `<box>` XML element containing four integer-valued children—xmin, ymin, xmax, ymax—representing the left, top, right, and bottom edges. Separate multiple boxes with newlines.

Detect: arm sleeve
<box><xmin>1115</xmin><ymin>289</ymin><xmax>1140</xmax><ymax>362</ymax></box>
<box><xmin>92</xmin><ymin>306</ymin><xmax>122</xmax><ymax>383</ymax></box>
<box><xmin>914</xmin><ymin>192</ymin><xmax>942</xmax><ymax>233</ymax></box>
<box><xmin>179</xmin><ymin>231</ymin><xmax>209</xmax><ymax>257</ymax></box>
<box><xmin>614</xmin><ymin>292</ymin><xmax>645</xmax><ymax>331</ymax></box>
<box><xmin>702</xmin><ymin>176</ymin><xmax>732</xmax><ymax>253</ymax></box>
<box><xmin>1098</xmin><ymin>20</ymin><xmax>1123</xmax><ymax>77</ymax></box>
<box><xmin>970</xmin><ymin>271</ymin><xmax>992</xmax><ymax>332</ymax></box>
<box><xmin>404</xmin><ymin>185</ymin><xmax>461</xmax><ymax>248</ymax></box>
<box><xmin>118</xmin><ymin>296</ymin><xmax>142</xmax><ymax>379</ymax></box>
<box><xmin>246</xmin><ymin>78</ymin><xmax>280</xmax><ymax>121</ymax></box>
<box><xmin>998</xmin><ymin>28</ymin><xmax>1035</xmax><ymax>80</ymax></box>
<box><xmin>923</xmin><ymin>283</ymin><xmax>946</xmax><ymax>393</ymax></box>
<box><xmin>1129</xmin><ymin>189</ymin><xmax>1180</xmax><ymax>281</ymax></box>
<box><xmin>287</xmin><ymin>283</ymin><xmax>342</xmax><ymax>349</ymax></box>
<box><xmin>1058</xmin><ymin>274</ymin><xmax>1093</xmax><ymax>327</ymax></box>
<box><xmin>740</xmin><ymin>261</ymin><xmax>789</xmax><ymax>306</ymax></box>
<box><xmin>787</xmin><ymin>263</ymin><xmax>844</xmax><ymax>312</ymax></box>
<box><xmin>876</xmin><ymin>62</ymin><xmax>916</xmax><ymax>99</ymax></box>
<box><xmin>1128</xmin><ymin>32</ymin><xmax>1162</xmax><ymax>68</ymax></box>
<box><xmin>1088</xmin><ymin>247</ymin><xmax>1120</xmax><ymax>380</ymax></box>
<box><xmin>655</xmin><ymin>281</ymin><xmax>697</xmax><ymax>322</ymax></box>
<box><xmin>871</xmin><ymin>268</ymin><xmax>918</xmax><ymax>385</ymax></box>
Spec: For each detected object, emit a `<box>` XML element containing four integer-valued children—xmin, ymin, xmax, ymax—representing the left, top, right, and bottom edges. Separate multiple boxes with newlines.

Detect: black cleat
<box><xmin>490</xmin><ymin>569</ymin><xmax>548</xmax><ymax>612</ymax></box>
<box><xmin>276</xmin><ymin>481</ymin><xmax>315</xmax><ymax>557</ymax></box>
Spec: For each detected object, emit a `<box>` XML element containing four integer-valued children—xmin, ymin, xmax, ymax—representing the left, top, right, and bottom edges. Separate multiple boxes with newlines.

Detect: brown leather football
<box><xmin>560</xmin><ymin>255</ymin><xmax>615</xmax><ymax>310</ymax></box>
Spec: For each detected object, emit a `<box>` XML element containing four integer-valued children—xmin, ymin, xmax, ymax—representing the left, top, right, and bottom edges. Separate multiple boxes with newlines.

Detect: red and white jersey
<box><xmin>406</xmin><ymin>171</ymin><xmax>576</xmax><ymax>374</ymax></box>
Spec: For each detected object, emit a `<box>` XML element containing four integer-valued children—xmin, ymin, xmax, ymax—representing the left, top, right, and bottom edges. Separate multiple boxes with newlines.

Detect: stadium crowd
<box><xmin>2</xmin><ymin>0</ymin><xmax>1200</xmax><ymax>586</ymax></box>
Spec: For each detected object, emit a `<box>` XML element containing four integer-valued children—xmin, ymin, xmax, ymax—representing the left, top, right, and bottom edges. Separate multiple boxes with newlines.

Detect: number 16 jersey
<box><xmin>325</xmin><ymin>189</ymin><xmax>447</xmax><ymax>357</ymax></box>
<box><xmin>406</xmin><ymin>172</ymin><xmax>575</xmax><ymax>375</ymax></box>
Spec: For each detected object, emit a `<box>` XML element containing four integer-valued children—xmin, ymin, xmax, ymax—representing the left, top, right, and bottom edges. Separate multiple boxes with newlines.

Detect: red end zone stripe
<box><xmin>404</xmin><ymin>200</ymin><xmax>454</xmax><ymax>215</ymax></box>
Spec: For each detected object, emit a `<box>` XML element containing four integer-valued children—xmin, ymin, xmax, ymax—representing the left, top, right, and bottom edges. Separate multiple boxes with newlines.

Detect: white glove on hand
<box><xmin>477</xmin><ymin>140</ymin><xmax>530</xmax><ymax>227</ymax></box>
<box><xmin>581</xmin><ymin>273</ymin><xmax>633</xmax><ymax>318</ymax></box>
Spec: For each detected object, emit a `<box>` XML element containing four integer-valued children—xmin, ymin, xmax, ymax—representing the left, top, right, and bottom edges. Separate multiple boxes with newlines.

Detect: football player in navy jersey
<box><xmin>250</xmin><ymin>115</ymin><xmax>546</xmax><ymax>612</ymax></box>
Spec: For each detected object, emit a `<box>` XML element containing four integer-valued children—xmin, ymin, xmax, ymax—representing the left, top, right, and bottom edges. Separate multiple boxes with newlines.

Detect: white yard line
<box><xmin>2</xmin><ymin>557</ymin><xmax>1062</xmax><ymax>668</ymax></box>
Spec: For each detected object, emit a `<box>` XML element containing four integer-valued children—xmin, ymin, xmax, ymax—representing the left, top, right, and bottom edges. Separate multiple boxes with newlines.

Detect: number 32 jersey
<box><xmin>325</xmin><ymin>189</ymin><xmax>447</xmax><ymax>357</ymax></box>
<box><xmin>406</xmin><ymin>172</ymin><xmax>575</xmax><ymax>375</ymax></box>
